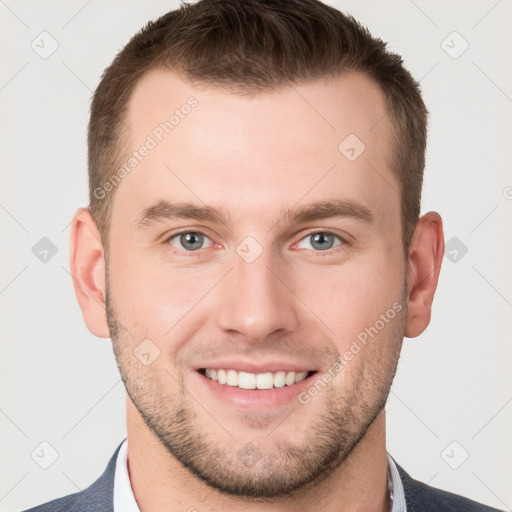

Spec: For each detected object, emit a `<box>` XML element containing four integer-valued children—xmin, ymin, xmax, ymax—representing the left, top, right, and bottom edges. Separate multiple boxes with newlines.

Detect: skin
<box><xmin>70</xmin><ymin>69</ymin><xmax>444</xmax><ymax>512</ymax></box>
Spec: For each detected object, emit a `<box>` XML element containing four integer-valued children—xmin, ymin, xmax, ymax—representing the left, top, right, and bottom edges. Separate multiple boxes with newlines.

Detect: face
<box><xmin>105</xmin><ymin>70</ymin><xmax>407</xmax><ymax>498</ymax></box>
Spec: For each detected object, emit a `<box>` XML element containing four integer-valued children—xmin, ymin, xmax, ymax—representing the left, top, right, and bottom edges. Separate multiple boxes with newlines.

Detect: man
<box><xmin>24</xmin><ymin>0</ymin><xmax>502</xmax><ymax>510</ymax></box>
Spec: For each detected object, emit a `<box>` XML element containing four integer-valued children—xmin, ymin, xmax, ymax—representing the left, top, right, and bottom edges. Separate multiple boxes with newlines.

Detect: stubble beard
<box><xmin>105</xmin><ymin>268</ymin><xmax>406</xmax><ymax>499</ymax></box>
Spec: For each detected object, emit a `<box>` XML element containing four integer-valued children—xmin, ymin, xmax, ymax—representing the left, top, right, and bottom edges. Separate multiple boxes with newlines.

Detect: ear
<box><xmin>69</xmin><ymin>207</ymin><xmax>110</xmax><ymax>338</ymax></box>
<box><xmin>405</xmin><ymin>211</ymin><xmax>444</xmax><ymax>338</ymax></box>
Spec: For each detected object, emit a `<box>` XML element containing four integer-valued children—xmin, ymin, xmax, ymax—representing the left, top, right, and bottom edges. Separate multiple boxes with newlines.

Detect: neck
<box><xmin>126</xmin><ymin>395</ymin><xmax>390</xmax><ymax>512</ymax></box>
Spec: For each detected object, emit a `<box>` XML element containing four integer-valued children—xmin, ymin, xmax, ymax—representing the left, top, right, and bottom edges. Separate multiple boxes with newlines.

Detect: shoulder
<box><xmin>395</xmin><ymin>460</ymin><xmax>504</xmax><ymax>512</ymax></box>
<box><xmin>22</xmin><ymin>440</ymin><xmax>124</xmax><ymax>512</ymax></box>
<box><xmin>23</xmin><ymin>493</ymin><xmax>77</xmax><ymax>512</ymax></box>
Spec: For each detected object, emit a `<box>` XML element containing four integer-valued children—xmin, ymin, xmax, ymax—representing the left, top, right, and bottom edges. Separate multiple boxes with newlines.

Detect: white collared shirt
<box><xmin>113</xmin><ymin>438</ymin><xmax>140</xmax><ymax>512</ymax></box>
<box><xmin>388</xmin><ymin>452</ymin><xmax>407</xmax><ymax>512</ymax></box>
<box><xmin>113</xmin><ymin>438</ymin><xmax>407</xmax><ymax>512</ymax></box>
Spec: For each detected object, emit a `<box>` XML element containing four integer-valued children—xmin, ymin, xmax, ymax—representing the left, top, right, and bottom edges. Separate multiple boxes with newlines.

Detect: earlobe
<box><xmin>405</xmin><ymin>212</ymin><xmax>444</xmax><ymax>338</ymax></box>
<box><xmin>69</xmin><ymin>208</ymin><xmax>110</xmax><ymax>338</ymax></box>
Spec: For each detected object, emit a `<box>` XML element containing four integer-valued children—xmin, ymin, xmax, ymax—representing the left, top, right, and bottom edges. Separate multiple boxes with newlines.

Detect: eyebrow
<box><xmin>136</xmin><ymin>201</ymin><xmax>231</xmax><ymax>228</ymax></box>
<box><xmin>135</xmin><ymin>198</ymin><xmax>373</xmax><ymax>229</ymax></box>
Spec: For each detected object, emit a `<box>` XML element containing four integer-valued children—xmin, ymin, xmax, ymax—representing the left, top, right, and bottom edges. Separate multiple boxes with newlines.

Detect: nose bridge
<box><xmin>216</xmin><ymin>243</ymin><xmax>299</xmax><ymax>342</ymax></box>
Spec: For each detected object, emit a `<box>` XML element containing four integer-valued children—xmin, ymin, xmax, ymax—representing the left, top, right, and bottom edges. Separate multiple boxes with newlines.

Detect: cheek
<box><xmin>295</xmin><ymin>258</ymin><xmax>404</xmax><ymax>346</ymax></box>
<box><xmin>108</xmin><ymin>249</ymin><xmax>213</xmax><ymax>333</ymax></box>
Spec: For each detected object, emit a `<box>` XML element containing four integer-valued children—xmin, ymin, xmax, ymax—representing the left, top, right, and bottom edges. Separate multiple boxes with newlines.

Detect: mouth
<box><xmin>198</xmin><ymin>368</ymin><xmax>317</xmax><ymax>390</ymax></box>
<box><xmin>195</xmin><ymin>360</ymin><xmax>320</xmax><ymax>408</ymax></box>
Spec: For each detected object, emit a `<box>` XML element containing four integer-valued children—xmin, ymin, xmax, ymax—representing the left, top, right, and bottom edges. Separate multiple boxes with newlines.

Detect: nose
<box><xmin>216</xmin><ymin>248</ymin><xmax>300</xmax><ymax>343</ymax></box>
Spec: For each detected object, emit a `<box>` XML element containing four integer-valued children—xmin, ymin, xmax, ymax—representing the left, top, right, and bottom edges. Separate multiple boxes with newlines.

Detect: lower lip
<box><xmin>196</xmin><ymin>370</ymin><xmax>318</xmax><ymax>409</ymax></box>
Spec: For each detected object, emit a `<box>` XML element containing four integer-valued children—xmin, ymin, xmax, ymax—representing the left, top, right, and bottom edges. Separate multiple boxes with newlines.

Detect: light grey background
<box><xmin>1</xmin><ymin>1</ymin><xmax>511</xmax><ymax>511</ymax></box>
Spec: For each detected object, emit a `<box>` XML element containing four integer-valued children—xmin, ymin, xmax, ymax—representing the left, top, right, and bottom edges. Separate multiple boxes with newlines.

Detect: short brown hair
<box><xmin>88</xmin><ymin>0</ymin><xmax>427</xmax><ymax>256</ymax></box>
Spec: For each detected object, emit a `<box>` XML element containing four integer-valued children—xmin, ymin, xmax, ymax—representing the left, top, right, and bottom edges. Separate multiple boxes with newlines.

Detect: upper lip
<box><xmin>197</xmin><ymin>360</ymin><xmax>316</xmax><ymax>374</ymax></box>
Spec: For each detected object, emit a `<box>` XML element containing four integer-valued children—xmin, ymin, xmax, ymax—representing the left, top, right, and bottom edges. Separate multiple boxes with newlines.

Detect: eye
<box><xmin>295</xmin><ymin>231</ymin><xmax>344</xmax><ymax>251</ymax></box>
<box><xmin>166</xmin><ymin>231</ymin><xmax>213</xmax><ymax>252</ymax></box>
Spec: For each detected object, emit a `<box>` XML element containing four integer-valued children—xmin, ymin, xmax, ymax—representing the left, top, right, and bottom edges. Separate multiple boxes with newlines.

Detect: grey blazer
<box><xmin>23</xmin><ymin>439</ymin><xmax>504</xmax><ymax>511</ymax></box>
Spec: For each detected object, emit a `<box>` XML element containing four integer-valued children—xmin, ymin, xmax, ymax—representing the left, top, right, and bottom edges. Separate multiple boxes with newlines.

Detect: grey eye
<box><xmin>296</xmin><ymin>232</ymin><xmax>342</xmax><ymax>251</ymax></box>
<box><xmin>181</xmin><ymin>232</ymin><xmax>203</xmax><ymax>250</ymax></box>
<box><xmin>169</xmin><ymin>231</ymin><xmax>211</xmax><ymax>251</ymax></box>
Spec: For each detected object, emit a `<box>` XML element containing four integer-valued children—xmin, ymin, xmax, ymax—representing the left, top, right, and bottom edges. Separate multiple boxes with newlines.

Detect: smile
<box><xmin>201</xmin><ymin>368</ymin><xmax>313</xmax><ymax>389</ymax></box>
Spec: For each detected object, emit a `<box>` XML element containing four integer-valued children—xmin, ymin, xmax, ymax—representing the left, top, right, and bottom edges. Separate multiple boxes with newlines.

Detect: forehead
<box><xmin>126</xmin><ymin>68</ymin><xmax>391</xmax><ymax>150</ymax></box>
<box><xmin>112</xmin><ymin>69</ymin><xmax>398</xmax><ymax>229</ymax></box>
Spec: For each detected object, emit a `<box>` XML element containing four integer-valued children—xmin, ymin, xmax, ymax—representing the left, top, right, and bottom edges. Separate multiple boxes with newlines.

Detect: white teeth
<box><xmin>273</xmin><ymin>371</ymin><xmax>286</xmax><ymax>388</ymax></box>
<box><xmin>295</xmin><ymin>371</ymin><xmax>308</xmax><ymax>383</ymax></box>
<box><xmin>226</xmin><ymin>369</ymin><xmax>238</xmax><ymax>386</ymax></box>
<box><xmin>238</xmin><ymin>371</ymin><xmax>256</xmax><ymax>389</ymax></box>
<box><xmin>256</xmin><ymin>372</ymin><xmax>274</xmax><ymax>389</ymax></box>
<box><xmin>204</xmin><ymin>368</ymin><xmax>310</xmax><ymax>389</ymax></box>
<box><xmin>285</xmin><ymin>371</ymin><xmax>296</xmax><ymax>386</ymax></box>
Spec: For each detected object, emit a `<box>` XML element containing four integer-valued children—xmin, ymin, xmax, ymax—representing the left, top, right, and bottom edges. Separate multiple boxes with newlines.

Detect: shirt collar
<box><xmin>387</xmin><ymin>452</ymin><xmax>408</xmax><ymax>512</ymax></box>
<box><xmin>113</xmin><ymin>438</ymin><xmax>141</xmax><ymax>512</ymax></box>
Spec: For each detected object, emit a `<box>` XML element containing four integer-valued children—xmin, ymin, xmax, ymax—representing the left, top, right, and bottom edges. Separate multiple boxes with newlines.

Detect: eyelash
<box><xmin>163</xmin><ymin>230</ymin><xmax>348</xmax><ymax>257</ymax></box>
